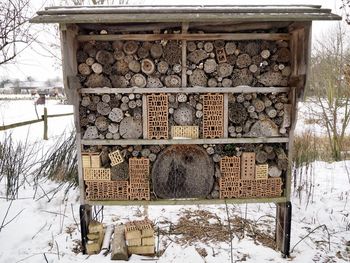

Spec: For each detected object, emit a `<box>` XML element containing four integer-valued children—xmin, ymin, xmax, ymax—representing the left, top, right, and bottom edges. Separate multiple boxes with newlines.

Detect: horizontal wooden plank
<box><xmin>76</xmin><ymin>33</ymin><xmax>290</xmax><ymax>41</ymax></box>
<box><xmin>38</xmin><ymin>6</ymin><xmax>331</xmax><ymax>15</ymax></box>
<box><xmin>86</xmin><ymin>196</ymin><xmax>288</xmax><ymax>206</ymax></box>
<box><xmin>80</xmin><ymin>86</ymin><xmax>291</xmax><ymax>94</ymax></box>
<box><xmin>81</xmin><ymin>137</ymin><xmax>289</xmax><ymax>146</ymax></box>
<box><xmin>44</xmin><ymin>5</ymin><xmax>323</xmax><ymax>11</ymax></box>
<box><xmin>30</xmin><ymin>12</ymin><xmax>341</xmax><ymax>24</ymax></box>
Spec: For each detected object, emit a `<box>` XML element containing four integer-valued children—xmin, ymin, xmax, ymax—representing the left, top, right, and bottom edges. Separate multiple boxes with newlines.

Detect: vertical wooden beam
<box><xmin>223</xmin><ymin>93</ymin><xmax>228</xmax><ymax>138</ymax></box>
<box><xmin>142</xmin><ymin>95</ymin><xmax>148</xmax><ymax>139</ymax></box>
<box><xmin>181</xmin><ymin>22</ymin><xmax>189</xmax><ymax>87</ymax></box>
<box><xmin>43</xmin><ymin>107</ymin><xmax>48</xmax><ymax>140</ymax></box>
<box><xmin>276</xmin><ymin>202</ymin><xmax>292</xmax><ymax>257</ymax></box>
<box><xmin>80</xmin><ymin>204</ymin><xmax>92</xmax><ymax>254</ymax></box>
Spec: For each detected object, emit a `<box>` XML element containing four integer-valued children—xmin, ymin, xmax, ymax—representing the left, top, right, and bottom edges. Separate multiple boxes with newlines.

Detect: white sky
<box><xmin>0</xmin><ymin>0</ymin><xmax>345</xmax><ymax>82</ymax></box>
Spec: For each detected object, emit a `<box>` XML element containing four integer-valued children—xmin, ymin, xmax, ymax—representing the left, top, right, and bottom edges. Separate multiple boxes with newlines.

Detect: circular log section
<box><xmin>150</xmin><ymin>43</ymin><xmax>163</xmax><ymax>58</ymax></box>
<box><xmin>78</xmin><ymin>63</ymin><xmax>91</xmax><ymax>75</ymax></box>
<box><xmin>83</xmin><ymin>126</ymin><xmax>99</xmax><ymax>139</ymax></box>
<box><xmin>119</xmin><ymin>116</ymin><xmax>142</xmax><ymax>139</ymax></box>
<box><xmin>110</xmin><ymin>75</ymin><xmax>128</xmax><ymax>88</ymax></box>
<box><xmin>214</xmin><ymin>40</ymin><xmax>225</xmax><ymax>49</ymax></box>
<box><xmin>188</xmin><ymin>50</ymin><xmax>208</xmax><ymax>64</ymax></box>
<box><xmin>232</xmin><ymin>68</ymin><xmax>253</xmax><ymax>86</ymax></box>
<box><xmin>111</xmin><ymin>162</ymin><xmax>129</xmax><ymax>180</ymax></box>
<box><xmin>177</xmin><ymin>94</ymin><xmax>187</xmax><ymax>103</ymax></box>
<box><xmin>258</xmin><ymin>71</ymin><xmax>283</xmax><ymax>86</ymax></box>
<box><xmin>152</xmin><ymin>145</ymin><xmax>214</xmax><ymax>199</ymax></box>
<box><xmin>137</xmin><ymin>46</ymin><xmax>149</xmax><ymax>59</ymax></box>
<box><xmin>173</xmin><ymin>103</ymin><xmax>195</xmax><ymax>125</ymax></box>
<box><xmin>147</xmin><ymin>76</ymin><xmax>163</xmax><ymax>88</ymax></box>
<box><xmin>261</xmin><ymin>49</ymin><xmax>271</xmax><ymax>59</ymax></box>
<box><xmin>276</xmin><ymin>48</ymin><xmax>291</xmax><ymax>63</ymax></box>
<box><xmin>163</xmin><ymin>41</ymin><xmax>181</xmax><ymax>65</ymax></box>
<box><xmin>96</xmin><ymin>50</ymin><xmax>114</xmax><ymax>65</ymax></box>
<box><xmin>157</xmin><ymin>61</ymin><xmax>169</xmax><ymax>74</ymax></box>
<box><xmin>187</xmin><ymin>41</ymin><xmax>197</xmax><ymax>52</ymax></box>
<box><xmin>108</xmin><ymin>123</ymin><xmax>119</xmax><ymax>133</ymax></box>
<box><xmin>222</xmin><ymin>78</ymin><xmax>232</xmax><ymax>87</ymax></box>
<box><xmin>95</xmin><ymin>116</ymin><xmax>109</xmax><ymax>131</ymax></box>
<box><xmin>247</xmin><ymin>119</ymin><xmax>279</xmax><ymax>137</ymax></box>
<box><xmin>102</xmin><ymin>94</ymin><xmax>110</xmax><ymax>103</ymax></box>
<box><xmin>252</xmin><ymin>99</ymin><xmax>265</xmax><ymax>113</ymax></box>
<box><xmin>86</xmin><ymin>57</ymin><xmax>95</xmax><ymax>66</ymax></box>
<box><xmin>86</xmin><ymin>74</ymin><xmax>111</xmax><ymax>88</ymax></box>
<box><xmin>204</xmin><ymin>59</ymin><xmax>217</xmax><ymax>74</ymax></box>
<box><xmin>141</xmin><ymin>59</ymin><xmax>155</xmax><ymax>75</ymax></box>
<box><xmin>282</xmin><ymin>66</ymin><xmax>291</xmax><ymax>76</ymax></box>
<box><xmin>256</xmin><ymin>150</ymin><xmax>268</xmax><ymax>164</ymax></box>
<box><xmin>225</xmin><ymin>42</ymin><xmax>236</xmax><ymax>55</ymax></box>
<box><xmin>208</xmin><ymin>78</ymin><xmax>218</xmax><ymax>87</ymax></box>
<box><xmin>81</xmin><ymin>96</ymin><xmax>91</xmax><ymax>107</ymax></box>
<box><xmin>113</xmin><ymin>50</ymin><xmax>125</xmax><ymax>61</ymax></box>
<box><xmin>266</xmin><ymin>107</ymin><xmax>277</xmax><ymax>118</ymax></box>
<box><xmin>204</xmin><ymin>42</ymin><xmax>214</xmax><ymax>53</ymax></box>
<box><xmin>130</xmin><ymin>73</ymin><xmax>147</xmax><ymax>88</ymax></box>
<box><xmin>249</xmin><ymin>64</ymin><xmax>258</xmax><ymax>73</ymax></box>
<box><xmin>128</xmin><ymin>60</ymin><xmax>141</xmax><ymax>73</ymax></box>
<box><xmin>108</xmin><ymin>108</ymin><xmax>124</xmax><ymax>122</ymax></box>
<box><xmin>269</xmin><ymin>165</ymin><xmax>282</xmax><ymax>177</ymax></box>
<box><xmin>228</xmin><ymin>103</ymin><xmax>248</xmax><ymax>124</ymax></box>
<box><xmin>189</xmin><ymin>69</ymin><xmax>207</xmax><ymax>87</ymax></box>
<box><xmin>115</xmin><ymin>60</ymin><xmax>129</xmax><ymax>75</ymax></box>
<box><xmin>236</xmin><ymin>53</ymin><xmax>252</xmax><ymax>69</ymax></box>
<box><xmin>97</xmin><ymin>102</ymin><xmax>111</xmax><ymax>116</ymax></box>
<box><xmin>217</xmin><ymin>63</ymin><xmax>233</xmax><ymax>78</ymax></box>
<box><xmin>173</xmin><ymin>64</ymin><xmax>182</xmax><ymax>74</ymax></box>
<box><xmin>164</xmin><ymin>75</ymin><xmax>181</xmax><ymax>87</ymax></box>
<box><xmin>76</xmin><ymin>50</ymin><xmax>88</xmax><ymax>63</ymax></box>
<box><xmin>123</xmin><ymin>41</ymin><xmax>139</xmax><ymax>55</ymax></box>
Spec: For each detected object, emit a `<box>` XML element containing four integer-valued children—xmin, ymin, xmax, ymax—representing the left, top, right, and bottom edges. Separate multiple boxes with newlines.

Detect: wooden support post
<box><xmin>111</xmin><ymin>225</ymin><xmax>129</xmax><ymax>260</ymax></box>
<box><xmin>43</xmin><ymin>107</ymin><xmax>48</xmax><ymax>140</ymax></box>
<box><xmin>276</xmin><ymin>201</ymin><xmax>292</xmax><ymax>258</ymax></box>
<box><xmin>80</xmin><ymin>204</ymin><xmax>92</xmax><ymax>254</ymax></box>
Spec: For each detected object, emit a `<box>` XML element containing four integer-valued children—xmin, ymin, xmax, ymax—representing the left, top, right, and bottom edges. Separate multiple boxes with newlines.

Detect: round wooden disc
<box><xmin>119</xmin><ymin>116</ymin><xmax>142</xmax><ymax>139</ymax></box>
<box><xmin>152</xmin><ymin>145</ymin><xmax>215</xmax><ymax>198</ymax></box>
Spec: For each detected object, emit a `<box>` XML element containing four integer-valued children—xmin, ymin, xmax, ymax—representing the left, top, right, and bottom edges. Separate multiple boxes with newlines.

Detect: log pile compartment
<box><xmin>77</xmin><ymin>40</ymin><xmax>182</xmax><ymax>89</ymax></box>
<box><xmin>186</xmin><ymin>40</ymin><xmax>291</xmax><ymax>88</ymax></box>
<box><xmin>82</xmin><ymin>142</ymin><xmax>287</xmax><ymax>201</ymax></box>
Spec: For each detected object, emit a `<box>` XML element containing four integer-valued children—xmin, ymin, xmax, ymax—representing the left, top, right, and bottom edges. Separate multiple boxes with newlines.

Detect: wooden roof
<box><xmin>31</xmin><ymin>5</ymin><xmax>341</xmax><ymax>24</ymax></box>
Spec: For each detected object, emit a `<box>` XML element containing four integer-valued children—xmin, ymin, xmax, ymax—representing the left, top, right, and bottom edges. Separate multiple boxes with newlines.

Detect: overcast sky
<box><xmin>0</xmin><ymin>0</ymin><xmax>345</xmax><ymax>82</ymax></box>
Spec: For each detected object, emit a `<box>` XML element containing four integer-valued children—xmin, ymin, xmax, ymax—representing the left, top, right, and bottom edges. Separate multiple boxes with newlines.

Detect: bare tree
<box><xmin>341</xmin><ymin>0</ymin><xmax>350</xmax><ymax>24</ymax></box>
<box><xmin>307</xmin><ymin>24</ymin><xmax>350</xmax><ymax>161</ymax></box>
<box><xmin>60</xmin><ymin>0</ymin><xmax>130</xmax><ymax>5</ymax></box>
<box><xmin>0</xmin><ymin>0</ymin><xmax>33</xmax><ymax>65</ymax></box>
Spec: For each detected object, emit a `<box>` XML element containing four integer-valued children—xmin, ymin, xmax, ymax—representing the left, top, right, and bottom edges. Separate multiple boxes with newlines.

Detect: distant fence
<box><xmin>0</xmin><ymin>107</ymin><xmax>73</xmax><ymax>140</ymax></box>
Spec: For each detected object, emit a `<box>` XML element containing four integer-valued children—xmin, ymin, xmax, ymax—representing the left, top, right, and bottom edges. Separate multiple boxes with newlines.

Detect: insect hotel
<box><xmin>32</xmin><ymin>5</ymin><xmax>340</xmax><ymax>257</ymax></box>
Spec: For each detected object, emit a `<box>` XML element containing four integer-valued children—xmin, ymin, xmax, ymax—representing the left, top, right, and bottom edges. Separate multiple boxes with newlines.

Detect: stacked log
<box><xmin>168</xmin><ymin>93</ymin><xmax>204</xmax><ymax>137</ymax></box>
<box><xmin>186</xmin><ymin>40</ymin><xmax>291</xmax><ymax>87</ymax></box>
<box><xmin>227</xmin><ymin>92</ymin><xmax>290</xmax><ymax>137</ymax></box>
<box><xmin>77</xmin><ymin>40</ymin><xmax>182</xmax><ymax>88</ymax></box>
<box><xmin>80</xmin><ymin>93</ymin><xmax>143</xmax><ymax>140</ymax></box>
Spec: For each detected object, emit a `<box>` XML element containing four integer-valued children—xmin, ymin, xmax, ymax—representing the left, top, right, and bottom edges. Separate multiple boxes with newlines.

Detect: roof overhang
<box><xmin>30</xmin><ymin>5</ymin><xmax>342</xmax><ymax>24</ymax></box>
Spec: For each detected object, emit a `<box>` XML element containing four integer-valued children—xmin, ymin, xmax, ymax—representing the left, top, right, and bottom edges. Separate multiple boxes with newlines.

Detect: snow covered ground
<box><xmin>0</xmin><ymin>100</ymin><xmax>349</xmax><ymax>263</ymax></box>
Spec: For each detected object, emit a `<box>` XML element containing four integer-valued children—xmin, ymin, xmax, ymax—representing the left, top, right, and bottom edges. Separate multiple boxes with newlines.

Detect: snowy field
<box><xmin>0</xmin><ymin>99</ymin><xmax>350</xmax><ymax>263</ymax></box>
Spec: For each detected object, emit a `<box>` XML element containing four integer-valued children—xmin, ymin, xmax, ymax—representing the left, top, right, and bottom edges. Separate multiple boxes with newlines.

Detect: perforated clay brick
<box><xmin>202</xmin><ymin>93</ymin><xmax>224</xmax><ymax>138</ymax></box>
<box><xmin>241</xmin><ymin>152</ymin><xmax>256</xmax><ymax>180</ymax></box>
<box><xmin>147</xmin><ymin>94</ymin><xmax>168</xmax><ymax>139</ymax></box>
<box><xmin>220</xmin><ymin>156</ymin><xmax>241</xmax><ymax>180</ymax></box>
<box><xmin>109</xmin><ymin>150</ymin><xmax>124</xmax><ymax>166</ymax></box>
<box><xmin>255</xmin><ymin>164</ymin><xmax>268</xmax><ymax>180</ymax></box>
<box><xmin>85</xmin><ymin>181</ymin><xmax>128</xmax><ymax>200</ymax></box>
<box><xmin>129</xmin><ymin>158</ymin><xmax>150</xmax><ymax>201</ymax></box>
<box><xmin>83</xmin><ymin>168</ymin><xmax>111</xmax><ymax>181</ymax></box>
<box><xmin>171</xmin><ymin>126</ymin><xmax>199</xmax><ymax>139</ymax></box>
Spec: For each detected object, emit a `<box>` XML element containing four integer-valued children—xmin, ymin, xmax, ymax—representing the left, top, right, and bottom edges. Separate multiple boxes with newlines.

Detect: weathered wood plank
<box><xmin>31</xmin><ymin>13</ymin><xmax>341</xmax><ymax>24</ymax></box>
<box><xmin>81</xmin><ymin>137</ymin><xmax>289</xmax><ymax>146</ymax></box>
<box><xmin>181</xmin><ymin>22</ymin><xmax>189</xmax><ymax>88</ymax></box>
<box><xmin>80</xmin><ymin>86</ymin><xmax>291</xmax><ymax>94</ymax></box>
<box><xmin>111</xmin><ymin>225</ymin><xmax>128</xmax><ymax>260</ymax></box>
<box><xmin>76</xmin><ymin>33</ymin><xmax>290</xmax><ymax>42</ymax></box>
<box><xmin>86</xmin><ymin>196</ymin><xmax>287</xmax><ymax>206</ymax></box>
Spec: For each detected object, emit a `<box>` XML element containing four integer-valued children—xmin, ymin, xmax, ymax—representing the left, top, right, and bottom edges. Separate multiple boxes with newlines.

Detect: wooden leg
<box><xmin>80</xmin><ymin>204</ymin><xmax>92</xmax><ymax>254</ymax></box>
<box><xmin>276</xmin><ymin>201</ymin><xmax>292</xmax><ymax>257</ymax></box>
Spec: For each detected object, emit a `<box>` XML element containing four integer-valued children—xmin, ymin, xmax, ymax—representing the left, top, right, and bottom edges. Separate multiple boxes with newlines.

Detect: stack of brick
<box><xmin>129</xmin><ymin>158</ymin><xmax>150</xmax><ymax>201</ymax></box>
<box><xmin>125</xmin><ymin>219</ymin><xmax>155</xmax><ymax>255</ymax></box>
<box><xmin>86</xmin><ymin>220</ymin><xmax>105</xmax><ymax>255</ymax></box>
